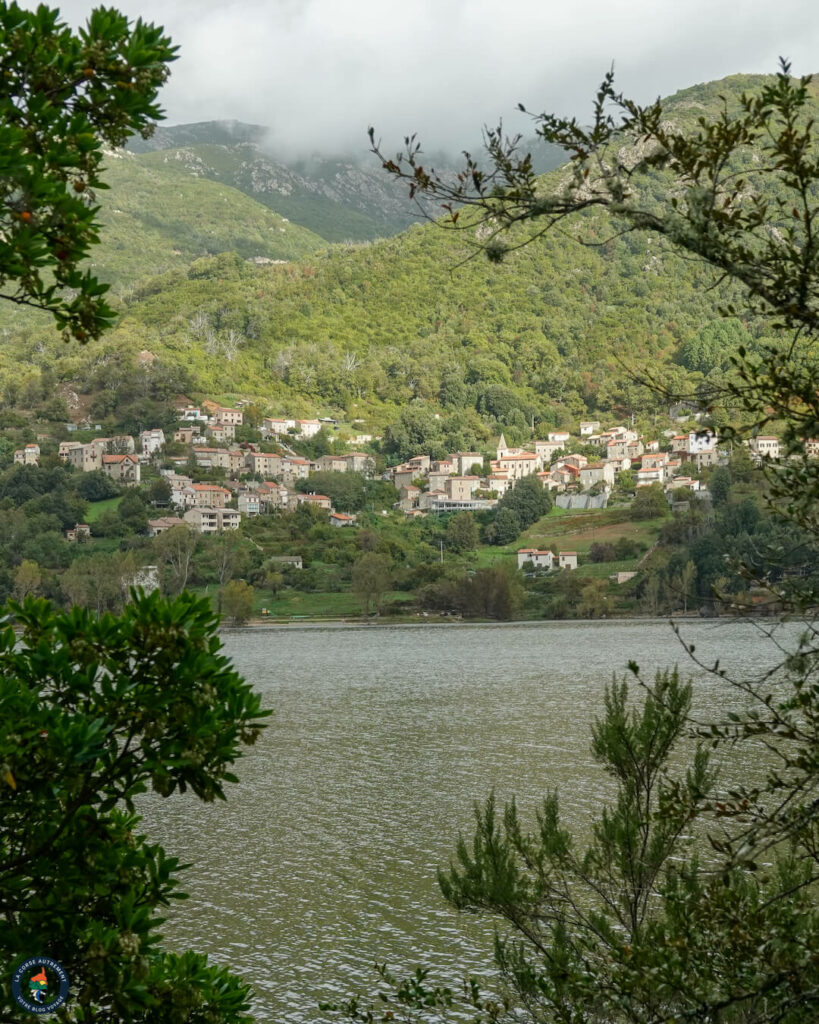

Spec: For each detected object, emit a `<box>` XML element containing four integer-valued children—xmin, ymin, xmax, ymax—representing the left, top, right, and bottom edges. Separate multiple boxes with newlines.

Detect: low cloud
<box><xmin>31</xmin><ymin>0</ymin><xmax>819</xmax><ymax>160</ymax></box>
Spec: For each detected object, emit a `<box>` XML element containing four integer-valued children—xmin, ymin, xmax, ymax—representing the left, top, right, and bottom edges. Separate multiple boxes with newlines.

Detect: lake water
<box><xmin>139</xmin><ymin>618</ymin><xmax>803</xmax><ymax>1021</ymax></box>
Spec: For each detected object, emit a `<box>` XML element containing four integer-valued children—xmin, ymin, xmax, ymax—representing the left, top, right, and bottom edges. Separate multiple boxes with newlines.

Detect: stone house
<box><xmin>281</xmin><ymin>457</ymin><xmax>311</xmax><ymax>480</ymax></box>
<box><xmin>202</xmin><ymin>402</ymin><xmax>242</xmax><ymax>427</ymax></box>
<box><xmin>295</xmin><ymin>418</ymin><xmax>321</xmax><ymax>438</ymax></box>
<box><xmin>101</xmin><ymin>454</ymin><xmax>140</xmax><ymax>485</ymax></box>
<box><xmin>579</xmin><ymin>420</ymin><xmax>600</xmax><ymax>436</ymax></box>
<box><xmin>446</xmin><ymin>476</ymin><xmax>480</xmax><ymax>501</ymax></box>
<box><xmin>291</xmin><ymin>493</ymin><xmax>332</xmax><ymax>511</ymax></box>
<box><xmin>193</xmin><ymin>446</ymin><xmax>234</xmax><ymax>471</ymax></box>
<box><xmin>486</xmin><ymin>472</ymin><xmax>511</xmax><ymax>495</ymax></box>
<box><xmin>14</xmin><ymin>443</ymin><xmax>40</xmax><ymax>465</ymax></box>
<box><xmin>207</xmin><ymin>422</ymin><xmax>236</xmax><ymax>444</ymax></box>
<box><xmin>65</xmin><ymin>523</ymin><xmax>91</xmax><ymax>542</ymax></box>
<box><xmin>147</xmin><ymin>516</ymin><xmax>187</xmax><ymax>536</ymax></box>
<box><xmin>427</xmin><ymin>469</ymin><xmax>451</xmax><ymax>492</ymax></box>
<box><xmin>495</xmin><ymin>451</ymin><xmax>539</xmax><ymax>480</ymax></box>
<box><xmin>238</xmin><ymin>493</ymin><xmax>261</xmax><ymax>516</ymax></box>
<box><xmin>448</xmin><ymin>452</ymin><xmax>483</xmax><ymax>476</ymax></box>
<box><xmin>246</xmin><ymin>452</ymin><xmax>284</xmax><ymax>477</ymax></box>
<box><xmin>637</xmin><ymin>467</ymin><xmax>664</xmax><ymax>487</ymax></box>
<box><xmin>262</xmin><ymin>417</ymin><xmax>293</xmax><ymax>437</ymax></box>
<box><xmin>392</xmin><ymin>467</ymin><xmax>420</xmax><ymax>490</ymax></box>
<box><xmin>173</xmin><ymin>424</ymin><xmax>200</xmax><ymax>445</ymax></box>
<box><xmin>257</xmin><ymin>481</ymin><xmax>288</xmax><ymax>510</ymax></box>
<box><xmin>579</xmin><ymin>461</ymin><xmax>616</xmax><ymax>490</ymax></box>
<box><xmin>188</xmin><ymin>483</ymin><xmax>231</xmax><ymax>508</ymax></box>
<box><xmin>344</xmin><ymin>452</ymin><xmax>372</xmax><ymax>474</ymax></box>
<box><xmin>315</xmin><ymin>454</ymin><xmax>349</xmax><ymax>473</ymax></box>
<box><xmin>534</xmin><ymin>439</ymin><xmax>565</xmax><ymax>463</ymax></box>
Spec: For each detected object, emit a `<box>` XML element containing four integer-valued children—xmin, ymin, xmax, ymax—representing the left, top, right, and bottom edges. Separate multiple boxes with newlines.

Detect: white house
<box><xmin>183</xmin><ymin>507</ymin><xmax>241</xmax><ymax>533</ymax></box>
<box><xmin>748</xmin><ymin>435</ymin><xmax>781</xmax><ymax>460</ymax></box>
<box><xmin>517</xmin><ymin>549</ymin><xmax>578</xmax><ymax>571</ymax></box>
<box><xmin>140</xmin><ymin>428</ymin><xmax>165</xmax><ymax>455</ymax></box>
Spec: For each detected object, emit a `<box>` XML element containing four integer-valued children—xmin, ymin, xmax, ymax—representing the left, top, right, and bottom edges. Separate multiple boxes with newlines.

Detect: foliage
<box><xmin>220</xmin><ymin>578</ymin><xmax>254</xmax><ymax>625</ymax></box>
<box><xmin>0</xmin><ymin>2</ymin><xmax>176</xmax><ymax>340</ymax></box>
<box><xmin>77</xmin><ymin>470</ymin><xmax>120</xmax><ymax>502</ymax></box>
<box><xmin>383</xmin><ymin>405</ymin><xmax>447</xmax><ymax>462</ymax></box>
<box><xmin>485</xmin><ymin>507</ymin><xmax>521</xmax><ymax>546</ymax></box>
<box><xmin>351</xmin><ymin>552</ymin><xmax>393</xmax><ymax>616</ymax></box>
<box><xmin>152</xmin><ymin>524</ymin><xmax>198</xmax><ymax>594</ymax></box>
<box><xmin>0</xmin><ymin>591</ymin><xmax>268</xmax><ymax>1022</ymax></box>
<box><xmin>458</xmin><ymin>564</ymin><xmax>522</xmax><ymax>620</ymax></box>
<box><xmin>630</xmin><ymin>483</ymin><xmax>669</xmax><ymax>520</ymax></box>
<box><xmin>61</xmin><ymin>549</ymin><xmax>135</xmax><ymax>612</ymax></box>
<box><xmin>495</xmin><ymin>473</ymin><xmax>551</xmax><ymax>530</ymax></box>
<box><xmin>296</xmin><ymin>470</ymin><xmax>390</xmax><ymax>513</ymax></box>
<box><xmin>445</xmin><ymin>511</ymin><xmax>478</xmax><ymax>552</ymax></box>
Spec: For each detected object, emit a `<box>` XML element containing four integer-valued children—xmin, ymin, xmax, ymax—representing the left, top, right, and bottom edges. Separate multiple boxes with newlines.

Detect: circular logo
<box><xmin>11</xmin><ymin>958</ymin><xmax>69</xmax><ymax>1015</ymax></box>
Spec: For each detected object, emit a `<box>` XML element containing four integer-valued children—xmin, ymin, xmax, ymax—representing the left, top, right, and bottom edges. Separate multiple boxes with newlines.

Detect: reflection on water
<box><xmin>139</xmin><ymin>619</ymin><xmax>802</xmax><ymax>1021</ymax></box>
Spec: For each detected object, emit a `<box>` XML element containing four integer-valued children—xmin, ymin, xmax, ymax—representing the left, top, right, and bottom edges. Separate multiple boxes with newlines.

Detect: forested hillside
<box><xmin>0</xmin><ymin>73</ymin><xmax>813</xmax><ymax>444</ymax></box>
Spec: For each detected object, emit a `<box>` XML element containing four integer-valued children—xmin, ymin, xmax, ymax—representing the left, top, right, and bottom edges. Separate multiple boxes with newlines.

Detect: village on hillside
<box><xmin>9</xmin><ymin>393</ymin><xmax>809</xmax><ymax>590</ymax></box>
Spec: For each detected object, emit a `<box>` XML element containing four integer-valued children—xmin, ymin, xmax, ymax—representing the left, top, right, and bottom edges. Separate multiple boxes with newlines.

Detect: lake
<box><xmin>139</xmin><ymin>618</ymin><xmax>801</xmax><ymax>1021</ymax></box>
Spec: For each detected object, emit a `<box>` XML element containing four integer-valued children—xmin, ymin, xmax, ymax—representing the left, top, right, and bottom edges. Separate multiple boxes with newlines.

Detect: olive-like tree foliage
<box><xmin>330</xmin><ymin>63</ymin><xmax>819</xmax><ymax>1024</ymax></box>
<box><xmin>0</xmin><ymin>591</ymin><xmax>269</xmax><ymax>1022</ymax></box>
<box><xmin>0</xmin><ymin>2</ymin><xmax>177</xmax><ymax>341</ymax></box>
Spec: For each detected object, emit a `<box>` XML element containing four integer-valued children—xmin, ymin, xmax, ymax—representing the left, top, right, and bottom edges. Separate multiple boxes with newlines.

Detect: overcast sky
<box><xmin>37</xmin><ymin>0</ymin><xmax>819</xmax><ymax>158</ymax></box>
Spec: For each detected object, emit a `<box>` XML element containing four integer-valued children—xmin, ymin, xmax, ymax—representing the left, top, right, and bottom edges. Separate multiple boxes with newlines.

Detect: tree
<box><xmin>0</xmin><ymin>3</ymin><xmax>176</xmax><ymax>341</ymax></box>
<box><xmin>486</xmin><ymin>507</ymin><xmax>521</xmax><ymax>546</ymax></box>
<box><xmin>383</xmin><ymin>405</ymin><xmax>446</xmax><ymax>462</ymax></box>
<box><xmin>445</xmin><ymin>511</ymin><xmax>478</xmax><ymax>552</ymax></box>
<box><xmin>153</xmin><ymin>524</ymin><xmax>197</xmax><ymax>594</ymax></box>
<box><xmin>351</xmin><ymin>552</ymin><xmax>393</xmax><ymax>617</ymax></box>
<box><xmin>77</xmin><ymin>470</ymin><xmax>120</xmax><ymax>502</ymax></box>
<box><xmin>220</xmin><ymin>579</ymin><xmax>254</xmax><ymax>625</ymax></box>
<box><xmin>458</xmin><ymin>564</ymin><xmax>522</xmax><ymax>620</ymax></box>
<box><xmin>13</xmin><ymin>558</ymin><xmax>41</xmax><ymax>599</ymax></box>
<box><xmin>207</xmin><ymin>530</ymin><xmax>250</xmax><ymax>604</ymax></box>
<box><xmin>496</xmin><ymin>473</ymin><xmax>551</xmax><ymax>530</ymax></box>
<box><xmin>147</xmin><ymin>475</ymin><xmax>172</xmax><ymax>506</ymax></box>
<box><xmin>61</xmin><ymin>550</ymin><xmax>135</xmax><ymax>613</ymax></box>
<box><xmin>680</xmin><ymin>558</ymin><xmax>697</xmax><ymax>614</ymax></box>
<box><xmin>355</xmin><ymin>64</ymin><xmax>819</xmax><ymax>1024</ymax></box>
<box><xmin>0</xmin><ymin>591</ymin><xmax>267</xmax><ymax>1021</ymax></box>
<box><xmin>631</xmin><ymin>483</ymin><xmax>668</xmax><ymax>520</ymax></box>
<box><xmin>117</xmin><ymin>487</ymin><xmax>149</xmax><ymax>534</ymax></box>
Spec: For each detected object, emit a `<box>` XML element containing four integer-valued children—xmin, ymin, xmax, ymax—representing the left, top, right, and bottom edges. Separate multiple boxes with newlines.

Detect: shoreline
<box><xmin>222</xmin><ymin>612</ymin><xmax>802</xmax><ymax>631</ymax></box>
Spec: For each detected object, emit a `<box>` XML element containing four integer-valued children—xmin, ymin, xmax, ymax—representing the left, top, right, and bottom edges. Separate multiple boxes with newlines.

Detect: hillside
<box><xmin>126</xmin><ymin>121</ymin><xmax>567</xmax><ymax>243</ymax></box>
<box><xmin>127</xmin><ymin>122</ymin><xmax>434</xmax><ymax>241</ymax></box>
<box><xmin>0</xmin><ymin>73</ymin><xmax>812</xmax><ymax>441</ymax></box>
<box><xmin>93</xmin><ymin>151</ymin><xmax>326</xmax><ymax>285</ymax></box>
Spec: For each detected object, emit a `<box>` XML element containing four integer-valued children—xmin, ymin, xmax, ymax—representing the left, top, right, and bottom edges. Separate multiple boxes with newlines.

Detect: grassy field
<box><xmin>84</xmin><ymin>496</ymin><xmax>122</xmax><ymax>523</ymax></box>
<box><xmin>523</xmin><ymin>512</ymin><xmax>665</xmax><ymax>554</ymax></box>
<box><xmin>574</xmin><ymin>559</ymin><xmax>641</xmax><ymax>579</ymax></box>
<box><xmin>472</xmin><ymin>508</ymin><xmax>666</xmax><ymax>570</ymax></box>
<box><xmin>191</xmin><ymin>586</ymin><xmax>416</xmax><ymax>620</ymax></box>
